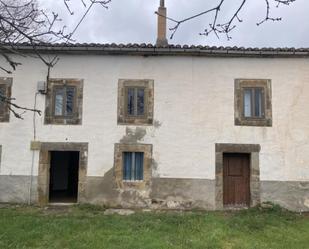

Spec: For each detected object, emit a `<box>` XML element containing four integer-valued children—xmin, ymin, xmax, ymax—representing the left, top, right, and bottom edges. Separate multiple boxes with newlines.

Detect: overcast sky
<box><xmin>39</xmin><ymin>0</ymin><xmax>309</xmax><ymax>48</ymax></box>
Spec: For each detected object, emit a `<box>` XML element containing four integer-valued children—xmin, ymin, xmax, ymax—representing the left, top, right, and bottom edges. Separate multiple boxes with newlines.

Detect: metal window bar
<box><xmin>126</xmin><ymin>87</ymin><xmax>146</xmax><ymax>117</ymax></box>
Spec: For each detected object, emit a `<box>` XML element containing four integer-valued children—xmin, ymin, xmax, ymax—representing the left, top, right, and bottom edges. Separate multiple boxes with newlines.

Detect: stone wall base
<box><xmin>0</xmin><ymin>175</ymin><xmax>308</xmax><ymax>212</ymax></box>
<box><xmin>261</xmin><ymin>181</ymin><xmax>309</xmax><ymax>212</ymax></box>
<box><xmin>0</xmin><ymin>175</ymin><xmax>37</xmax><ymax>204</ymax></box>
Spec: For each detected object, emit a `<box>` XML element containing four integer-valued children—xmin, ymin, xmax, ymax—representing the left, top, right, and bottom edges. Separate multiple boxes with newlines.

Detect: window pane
<box><xmin>254</xmin><ymin>89</ymin><xmax>263</xmax><ymax>117</ymax></box>
<box><xmin>54</xmin><ymin>89</ymin><xmax>64</xmax><ymax>116</ymax></box>
<box><xmin>0</xmin><ymin>86</ymin><xmax>5</xmax><ymax>115</ymax></box>
<box><xmin>134</xmin><ymin>152</ymin><xmax>144</xmax><ymax>180</ymax></box>
<box><xmin>127</xmin><ymin>88</ymin><xmax>135</xmax><ymax>115</ymax></box>
<box><xmin>137</xmin><ymin>89</ymin><xmax>145</xmax><ymax>116</ymax></box>
<box><xmin>244</xmin><ymin>89</ymin><xmax>252</xmax><ymax>117</ymax></box>
<box><xmin>123</xmin><ymin>152</ymin><xmax>132</xmax><ymax>180</ymax></box>
<box><xmin>66</xmin><ymin>87</ymin><xmax>75</xmax><ymax>116</ymax></box>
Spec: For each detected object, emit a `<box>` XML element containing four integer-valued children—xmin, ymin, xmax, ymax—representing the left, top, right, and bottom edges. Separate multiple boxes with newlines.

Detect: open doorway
<box><xmin>49</xmin><ymin>151</ymin><xmax>79</xmax><ymax>203</ymax></box>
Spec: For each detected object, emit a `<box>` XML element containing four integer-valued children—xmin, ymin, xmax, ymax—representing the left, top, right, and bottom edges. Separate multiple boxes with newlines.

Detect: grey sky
<box><xmin>39</xmin><ymin>0</ymin><xmax>309</xmax><ymax>48</ymax></box>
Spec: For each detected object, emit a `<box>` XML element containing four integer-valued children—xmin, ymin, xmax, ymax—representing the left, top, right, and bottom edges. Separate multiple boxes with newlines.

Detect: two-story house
<box><xmin>0</xmin><ymin>2</ymin><xmax>308</xmax><ymax>211</ymax></box>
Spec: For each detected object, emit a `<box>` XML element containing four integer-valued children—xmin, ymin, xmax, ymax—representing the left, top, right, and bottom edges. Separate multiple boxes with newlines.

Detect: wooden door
<box><xmin>223</xmin><ymin>153</ymin><xmax>250</xmax><ymax>207</ymax></box>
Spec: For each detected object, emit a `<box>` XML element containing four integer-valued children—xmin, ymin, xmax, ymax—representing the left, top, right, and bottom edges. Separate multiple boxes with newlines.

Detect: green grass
<box><xmin>0</xmin><ymin>205</ymin><xmax>308</xmax><ymax>249</ymax></box>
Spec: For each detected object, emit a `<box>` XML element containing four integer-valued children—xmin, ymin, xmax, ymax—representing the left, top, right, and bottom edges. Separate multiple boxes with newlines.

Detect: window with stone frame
<box><xmin>0</xmin><ymin>77</ymin><xmax>12</xmax><ymax>123</ymax></box>
<box><xmin>0</xmin><ymin>145</ymin><xmax>2</xmax><ymax>169</ymax></box>
<box><xmin>123</xmin><ymin>152</ymin><xmax>144</xmax><ymax>181</ymax></box>
<box><xmin>45</xmin><ymin>79</ymin><xmax>83</xmax><ymax>125</ymax></box>
<box><xmin>235</xmin><ymin>79</ymin><xmax>272</xmax><ymax>127</ymax></box>
<box><xmin>114</xmin><ymin>143</ymin><xmax>152</xmax><ymax>189</ymax></box>
<box><xmin>118</xmin><ymin>79</ymin><xmax>154</xmax><ymax>125</ymax></box>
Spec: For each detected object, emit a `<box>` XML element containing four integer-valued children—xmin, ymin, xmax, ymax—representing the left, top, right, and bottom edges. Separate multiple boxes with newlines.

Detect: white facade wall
<box><xmin>0</xmin><ymin>54</ymin><xmax>309</xmax><ymax>184</ymax></box>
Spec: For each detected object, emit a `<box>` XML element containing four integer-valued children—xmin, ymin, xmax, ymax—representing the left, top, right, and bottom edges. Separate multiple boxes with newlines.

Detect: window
<box><xmin>45</xmin><ymin>79</ymin><xmax>83</xmax><ymax>125</ymax></box>
<box><xmin>0</xmin><ymin>77</ymin><xmax>12</xmax><ymax>123</ymax></box>
<box><xmin>118</xmin><ymin>79</ymin><xmax>154</xmax><ymax>125</ymax></box>
<box><xmin>125</xmin><ymin>87</ymin><xmax>146</xmax><ymax>117</ymax></box>
<box><xmin>123</xmin><ymin>152</ymin><xmax>144</xmax><ymax>181</ymax></box>
<box><xmin>0</xmin><ymin>145</ymin><xmax>2</xmax><ymax>171</ymax></box>
<box><xmin>0</xmin><ymin>85</ymin><xmax>6</xmax><ymax>115</ymax></box>
<box><xmin>243</xmin><ymin>88</ymin><xmax>264</xmax><ymax>118</ymax></box>
<box><xmin>235</xmin><ymin>79</ymin><xmax>272</xmax><ymax>127</ymax></box>
<box><xmin>53</xmin><ymin>86</ymin><xmax>76</xmax><ymax>117</ymax></box>
<box><xmin>114</xmin><ymin>143</ymin><xmax>152</xmax><ymax>189</ymax></box>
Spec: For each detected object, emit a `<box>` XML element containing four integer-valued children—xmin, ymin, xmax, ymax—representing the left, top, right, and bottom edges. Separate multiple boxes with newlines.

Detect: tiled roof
<box><xmin>3</xmin><ymin>43</ymin><xmax>309</xmax><ymax>57</ymax></box>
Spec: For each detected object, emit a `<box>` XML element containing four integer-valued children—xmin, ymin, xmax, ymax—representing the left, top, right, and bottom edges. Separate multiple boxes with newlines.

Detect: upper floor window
<box><xmin>126</xmin><ymin>87</ymin><xmax>146</xmax><ymax>117</ymax></box>
<box><xmin>118</xmin><ymin>79</ymin><xmax>154</xmax><ymax>125</ymax></box>
<box><xmin>243</xmin><ymin>87</ymin><xmax>264</xmax><ymax>118</ymax></box>
<box><xmin>53</xmin><ymin>86</ymin><xmax>76</xmax><ymax>117</ymax></box>
<box><xmin>45</xmin><ymin>79</ymin><xmax>83</xmax><ymax>125</ymax></box>
<box><xmin>0</xmin><ymin>77</ymin><xmax>12</xmax><ymax>123</ymax></box>
<box><xmin>235</xmin><ymin>79</ymin><xmax>272</xmax><ymax>127</ymax></box>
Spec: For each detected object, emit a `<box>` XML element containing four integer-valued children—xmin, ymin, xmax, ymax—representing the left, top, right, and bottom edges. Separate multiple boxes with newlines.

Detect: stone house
<box><xmin>0</xmin><ymin>2</ymin><xmax>308</xmax><ymax>211</ymax></box>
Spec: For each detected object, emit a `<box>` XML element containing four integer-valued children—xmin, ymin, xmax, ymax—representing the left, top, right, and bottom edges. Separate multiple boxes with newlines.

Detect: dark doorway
<box><xmin>49</xmin><ymin>151</ymin><xmax>79</xmax><ymax>203</ymax></box>
<box><xmin>223</xmin><ymin>153</ymin><xmax>250</xmax><ymax>207</ymax></box>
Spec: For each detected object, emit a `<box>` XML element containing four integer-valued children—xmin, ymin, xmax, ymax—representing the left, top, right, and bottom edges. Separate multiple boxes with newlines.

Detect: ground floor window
<box><xmin>114</xmin><ymin>143</ymin><xmax>152</xmax><ymax>189</ymax></box>
<box><xmin>123</xmin><ymin>152</ymin><xmax>144</xmax><ymax>181</ymax></box>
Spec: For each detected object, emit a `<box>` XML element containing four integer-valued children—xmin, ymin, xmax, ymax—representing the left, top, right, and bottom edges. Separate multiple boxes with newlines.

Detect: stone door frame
<box><xmin>37</xmin><ymin>142</ymin><xmax>88</xmax><ymax>206</ymax></box>
<box><xmin>215</xmin><ymin>143</ymin><xmax>261</xmax><ymax>209</ymax></box>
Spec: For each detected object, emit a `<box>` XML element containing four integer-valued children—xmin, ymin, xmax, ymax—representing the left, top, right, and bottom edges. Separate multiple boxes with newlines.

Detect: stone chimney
<box><xmin>156</xmin><ymin>0</ymin><xmax>168</xmax><ymax>47</ymax></box>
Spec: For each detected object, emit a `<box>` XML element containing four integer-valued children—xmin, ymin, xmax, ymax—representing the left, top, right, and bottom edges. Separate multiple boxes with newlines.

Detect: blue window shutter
<box><xmin>135</xmin><ymin>152</ymin><xmax>144</xmax><ymax>180</ymax></box>
<box><xmin>123</xmin><ymin>152</ymin><xmax>132</xmax><ymax>180</ymax></box>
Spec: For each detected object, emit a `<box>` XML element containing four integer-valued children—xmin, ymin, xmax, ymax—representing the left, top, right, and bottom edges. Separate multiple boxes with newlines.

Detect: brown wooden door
<box><xmin>223</xmin><ymin>153</ymin><xmax>250</xmax><ymax>207</ymax></box>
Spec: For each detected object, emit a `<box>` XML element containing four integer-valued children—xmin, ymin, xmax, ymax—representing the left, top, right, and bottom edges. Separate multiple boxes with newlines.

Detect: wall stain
<box><xmin>152</xmin><ymin>159</ymin><xmax>160</xmax><ymax>177</ymax></box>
<box><xmin>120</xmin><ymin>127</ymin><xmax>146</xmax><ymax>143</ymax></box>
<box><xmin>153</xmin><ymin>120</ymin><xmax>162</xmax><ymax>129</ymax></box>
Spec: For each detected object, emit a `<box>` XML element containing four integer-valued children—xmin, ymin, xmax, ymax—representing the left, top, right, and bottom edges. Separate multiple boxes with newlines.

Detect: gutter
<box><xmin>3</xmin><ymin>44</ymin><xmax>309</xmax><ymax>58</ymax></box>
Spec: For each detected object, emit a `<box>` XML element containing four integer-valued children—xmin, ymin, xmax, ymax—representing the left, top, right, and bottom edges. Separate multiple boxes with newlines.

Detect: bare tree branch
<box><xmin>0</xmin><ymin>0</ymin><xmax>111</xmax><ymax>119</ymax></box>
<box><xmin>0</xmin><ymin>91</ymin><xmax>41</xmax><ymax>119</ymax></box>
<box><xmin>156</xmin><ymin>0</ymin><xmax>296</xmax><ymax>40</ymax></box>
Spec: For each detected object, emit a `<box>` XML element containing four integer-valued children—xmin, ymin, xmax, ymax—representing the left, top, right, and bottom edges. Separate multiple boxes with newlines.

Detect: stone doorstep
<box><xmin>48</xmin><ymin>202</ymin><xmax>76</xmax><ymax>207</ymax></box>
<box><xmin>104</xmin><ymin>208</ymin><xmax>135</xmax><ymax>216</ymax></box>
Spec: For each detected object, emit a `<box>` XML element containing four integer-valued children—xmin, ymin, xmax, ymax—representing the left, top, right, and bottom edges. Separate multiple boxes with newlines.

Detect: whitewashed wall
<box><xmin>0</xmin><ymin>54</ymin><xmax>308</xmax><ymax>182</ymax></box>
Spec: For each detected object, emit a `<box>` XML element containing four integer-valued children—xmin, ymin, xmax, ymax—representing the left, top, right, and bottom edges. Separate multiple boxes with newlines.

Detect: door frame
<box><xmin>37</xmin><ymin>142</ymin><xmax>88</xmax><ymax>206</ymax></box>
<box><xmin>215</xmin><ymin>143</ymin><xmax>261</xmax><ymax>209</ymax></box>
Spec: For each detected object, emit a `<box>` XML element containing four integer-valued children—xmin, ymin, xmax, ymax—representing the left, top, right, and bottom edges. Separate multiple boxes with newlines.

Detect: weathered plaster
<box><xmin>150</xmin><ymin>178</ymin><xmax>215</xmax><ymax>210</ymax></box>
<box><xmin>0</xmin><ymin>175</ymin><xmax>37</xmax><ymax>203</ymax></box>
<box><xmin>119</xmin><ymin>127</ymin><xmax>147</xmax><ymax>144</ymax></box>
<box><xmin>261</xmin><ymin>181</ymin><xmax>309</xmax><ymax>212</ymax></box>
<box><xmin>0</xmin><ymin>55</ymin><xmax>308</xmax><ymax>210</ymax></box>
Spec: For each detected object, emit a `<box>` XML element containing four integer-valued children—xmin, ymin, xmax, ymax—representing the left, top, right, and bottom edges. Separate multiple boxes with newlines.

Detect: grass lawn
<box><xmin>0</xmin><ymin>204</ymin><xmax>308</xmax><ymax>249</ymax></box>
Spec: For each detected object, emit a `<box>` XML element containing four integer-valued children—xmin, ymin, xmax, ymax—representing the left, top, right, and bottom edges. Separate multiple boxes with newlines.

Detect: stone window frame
<box><xmin>0</xmin><ymin>77</ymin><xmax>12</xmax><ymax>122</ymax></box>
<box><xmin>114</xmin><ymin>143</ymin><xmax>152</xmax><ymax>189</ymax></box>
<box><xmin>0</xmin><ymin>145</ymin><xmax>2</xmax><ymax>171</ymax></box>
<box><xmin>35</xmin><ymin>142</ymin><xmax>88</xmax><ymax>206</ymax></box>
<box><xmin>215</xmin><ymin>143</ymin><xmax>261</xmax><ymax>210</ymax></box>
<box><xmin>45</xmin><ymin>78</ymin><xmax>83</xmax><ymax>125</ymax></box>
<box><xmin>235</xmin><ymin>79</ymin><xmax>272</xmax><ymax>127</ymax></box>
<box><xmin>117</xmin><ymin>79</ymin><xmax>154</xmax><ymax>125</ymax></box>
